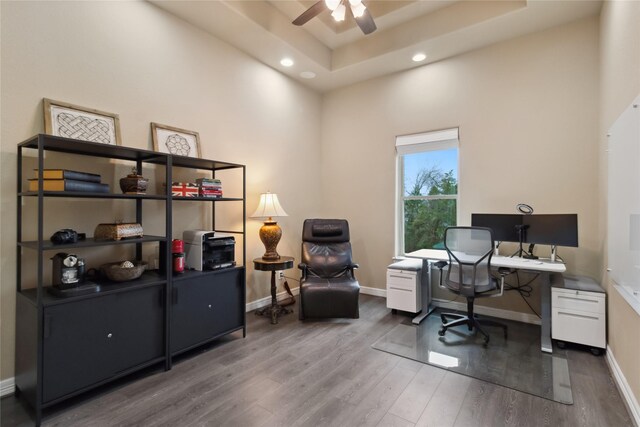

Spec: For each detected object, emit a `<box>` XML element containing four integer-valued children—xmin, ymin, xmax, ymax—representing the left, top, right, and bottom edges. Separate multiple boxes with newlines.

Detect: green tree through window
<box><xmin>403</xmin><ymin>158</ymin><xmax>458</xmax><ymax>253</ymax></box>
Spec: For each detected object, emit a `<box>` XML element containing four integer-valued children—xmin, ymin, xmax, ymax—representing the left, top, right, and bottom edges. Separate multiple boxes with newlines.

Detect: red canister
<box><xmin>172</xmin><ymin>239</ymin><xmax>184</xmax><ymax>253</ymax></box>
<box><xmin>173</xmin><ymin>252</ymin><xmax>185</xmax><ymax>273</ymax></box>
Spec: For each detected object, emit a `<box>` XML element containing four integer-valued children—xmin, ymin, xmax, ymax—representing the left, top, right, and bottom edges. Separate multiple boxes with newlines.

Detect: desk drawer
<box><xmin>552</xmin><ymin>289</ymin><xmax>605</xmax><ymax>314</ymax></box>
<box><xmin>387</xmin><ymin>287</ymin><xmax>420</xmax><ymax>313</ymax></box>
<box><xmin>386</xmin><ymin>270</ymin><xmax>418</xmax><ymax>291</ymax></box>
<box><xmin>552</xmin><ymin>307</ymin><xmax>605</xmax><ymax>348</ymax></box>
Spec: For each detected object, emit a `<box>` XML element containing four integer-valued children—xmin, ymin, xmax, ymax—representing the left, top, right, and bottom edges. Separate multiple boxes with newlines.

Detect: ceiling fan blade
<box><xmin>355</xmin><ymin>7</ymin><xmax>377</xmax><ymax>35</ymax></box>
<box><xmin>292</xmin><ymin>1</ymin><xmax>326</xmax><ymax>26</ymax></box>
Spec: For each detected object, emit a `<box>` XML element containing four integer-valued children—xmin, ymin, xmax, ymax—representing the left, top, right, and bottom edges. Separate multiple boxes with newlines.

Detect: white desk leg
<box><xmin>540</xmin><ymin>272</ymin><xmax>553</xmax><ymax>353</ymax></box>
<box><xmin>412</xmin><ymin>259</ymin><xmax>436</xmax><ymax>325</ymax></box>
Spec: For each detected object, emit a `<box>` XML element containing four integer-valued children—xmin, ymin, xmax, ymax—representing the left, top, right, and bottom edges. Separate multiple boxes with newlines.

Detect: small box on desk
<box><xmin>171</xmin><ymin>182</ymin><xmax>198</xmax><ymax>197</ymax></box>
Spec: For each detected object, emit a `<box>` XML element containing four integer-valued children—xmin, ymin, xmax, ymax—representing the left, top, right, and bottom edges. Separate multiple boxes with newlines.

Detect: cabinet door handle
<box><xmin>208</xmin><ymin>304</ymin><xmax>212</xmax><ymax>308</ymax></box>
<box><xmin>558</xmin><ymin>295</ymin><xmax>599</xmax><ymax>304</ymax></box>
<box><xmin>389</xmin><ymin>286</ymin><xmax>412</xmax><ymax>292</ymax></box>
<box><xmin>557</xmin><ymin>311</ymin><xmax>599</xmax><ymax>321</ymax></box>
<box><xmin>107</xmin><ymin>333</ymin><xmax>113</xmax><ymax>338</ymax></box>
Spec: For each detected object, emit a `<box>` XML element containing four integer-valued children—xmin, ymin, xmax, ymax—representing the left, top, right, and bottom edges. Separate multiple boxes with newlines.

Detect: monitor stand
<box><xmin>550</xmin><ymin>245</ymin><xmax>558</xmax><ymax>262</ymax></box>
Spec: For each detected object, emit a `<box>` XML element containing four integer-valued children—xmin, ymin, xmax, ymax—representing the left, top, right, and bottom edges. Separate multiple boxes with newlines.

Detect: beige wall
<box><xmin>0</xmin><ymin>1</ymin><xmax>322</xmax><ymax>380</ymax></box>
<box><xmin>320</xmin><ymin>17</ymin><xmax>600</xmax><ymax>314</ymax></box>
<box><xmin>599</xmin><ymin>0</ymin><xmax>640</xmax><ymax>408</ymax></box>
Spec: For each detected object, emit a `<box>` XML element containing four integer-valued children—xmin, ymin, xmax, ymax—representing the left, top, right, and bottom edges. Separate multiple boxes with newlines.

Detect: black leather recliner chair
<box><xmin>298</xmin><ymin>219</ymin><xmax>360</xmax><ymax>320</ymax></box>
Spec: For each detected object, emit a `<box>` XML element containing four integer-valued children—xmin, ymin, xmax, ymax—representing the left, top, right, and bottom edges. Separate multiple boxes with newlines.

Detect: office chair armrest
<box><xmin>434</xmin><ymin>261</ymin><xmax>448</xmax><ymax>270</ymax></box>
<box><xmin>433</xmin><ymin>260</ymin><xmax>448</xmax><ymax>289</ymax></box>
<box><xmin>349</xmin><ymin>263</ymin><xmax>359</xmax><ymax>270</ymax></box>
<box><xmin>497</xmin><ymin>267</ymin><xmax>515</xmax><ymax>276</ymax></box>
<box><xmin>488</xmin><ymin>269</ymin><xmax>513</xmax><ymax>298</ymax></box>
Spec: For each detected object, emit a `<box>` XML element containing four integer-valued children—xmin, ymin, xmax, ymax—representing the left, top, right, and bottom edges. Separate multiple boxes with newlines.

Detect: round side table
<box><xmin>253</xmin><ymin>256</ymin><xmax>294</xmax><ymax>324</ymax></box>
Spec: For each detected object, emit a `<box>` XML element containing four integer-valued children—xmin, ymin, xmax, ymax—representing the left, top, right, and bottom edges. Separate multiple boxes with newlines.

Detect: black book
<box><xmin>28</xmin><ymin>179</ymin><xmax>109</xmax><ymax>193</ymax></box>
<box><xmin>34</xmin><ymin>169</ymin><xmax>102</xmax><ymax>183</ymax></box>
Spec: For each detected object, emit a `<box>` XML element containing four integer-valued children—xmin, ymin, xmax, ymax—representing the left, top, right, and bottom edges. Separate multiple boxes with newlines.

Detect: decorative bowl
<box><xmin>100</xmin><ymin>261</ymin><xmax>147</xmax><ymax>282</ymax></box>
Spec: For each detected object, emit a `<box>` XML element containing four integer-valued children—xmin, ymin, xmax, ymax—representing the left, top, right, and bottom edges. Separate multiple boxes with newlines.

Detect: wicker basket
<box><xmin>100</xmin><ymin>261</ymin><xmax>147</xmax><ymax>282</ymax></box>
<box><xmin>94</xmin><ymin>223</ymin><xmax>143</xmax><ymax>241</ymax></box>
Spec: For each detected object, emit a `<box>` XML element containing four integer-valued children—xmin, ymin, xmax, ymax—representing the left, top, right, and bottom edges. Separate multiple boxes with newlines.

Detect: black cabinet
<box><xmin>171</xmin><ymin>268</ymin><xmax>245</xmax><ymax>354</ymax></box>
<box><xmin>42</xmin><ymin>286</ymin><xmax>164</xmax><ymax>403</ymax></box>
<box><xmin>15</xmin><ymin>134</ymin><xmax>246</xmax><ymax>425</ymax></box>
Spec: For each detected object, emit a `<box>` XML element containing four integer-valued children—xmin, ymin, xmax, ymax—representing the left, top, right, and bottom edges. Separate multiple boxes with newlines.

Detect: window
<box><xmin>396</xmin><ymin>128</ymin><xmax>459</xmax><ymax>255</ymax></box>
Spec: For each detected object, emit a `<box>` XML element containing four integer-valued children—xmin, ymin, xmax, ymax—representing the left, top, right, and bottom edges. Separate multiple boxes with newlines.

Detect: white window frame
<box><xmin>395</xmin><ymin>128</ymin><xmax>460</xmax><ymax>256</ymax></box>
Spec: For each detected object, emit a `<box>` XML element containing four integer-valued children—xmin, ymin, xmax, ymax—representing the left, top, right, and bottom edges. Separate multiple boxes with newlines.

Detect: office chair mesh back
<box><xmin>444</xmin><ymin>227</ymin><xmax>494</xmax><ymax>297</ymax></box>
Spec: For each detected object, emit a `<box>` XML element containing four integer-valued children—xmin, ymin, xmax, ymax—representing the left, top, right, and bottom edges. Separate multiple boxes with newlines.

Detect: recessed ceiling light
<box><xmin>300</xmin><ymin>71</ymin><xmax>316</xmax><ymax>79</ymax></box>
<box><xmin>412</xmin><ymin>53</ymin><xmax>427</xmax><ymax>62</ymax></box>
<box><xmin>280</xmin><ymin>58</ymin><xmax>294</xmax><ymax>67</ymax></box>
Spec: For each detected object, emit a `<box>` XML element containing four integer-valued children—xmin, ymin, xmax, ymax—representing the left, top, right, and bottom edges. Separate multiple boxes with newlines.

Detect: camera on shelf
<box><xmin>50</xmin><ymin>229</ymin><xmax>85</xmax><ymax>244</ymax></box>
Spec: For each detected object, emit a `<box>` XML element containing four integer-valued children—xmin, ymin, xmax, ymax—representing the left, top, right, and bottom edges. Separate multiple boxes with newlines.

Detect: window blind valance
<box><xmin>395</xmin><ymin>127</ymin><xmax>459</xmax><ymax>155</ymax></box>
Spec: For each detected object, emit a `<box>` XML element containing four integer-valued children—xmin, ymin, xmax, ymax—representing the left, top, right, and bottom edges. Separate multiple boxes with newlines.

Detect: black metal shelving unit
<box><xmin>15</xmin><ymin>134</ymin><xmax>246</xmax><ymax>425</ymax></box>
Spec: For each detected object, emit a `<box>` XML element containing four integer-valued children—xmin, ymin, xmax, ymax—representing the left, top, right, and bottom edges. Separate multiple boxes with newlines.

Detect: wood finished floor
<box><xmin>1</xmin><ymin>295</ymin><xmax>634</xmax><ymax>427</ymax></box>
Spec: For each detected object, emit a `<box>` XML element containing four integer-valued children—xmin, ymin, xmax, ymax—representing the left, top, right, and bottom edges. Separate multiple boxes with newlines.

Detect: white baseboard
<box><xmin>606</xmin><ymin>345</ymin><xmax>640</xmax><ymax>426</ymax></box>
<box><xmin>0</xmin><ymin>377</ymin><xmax>15</xmax><ymax>397</ymax></box>
<box><xmin>356</xmin><ymin>287</ymin><xmax>540</xmax><ymax>325</ymax></box>
<box><xmin>245</xmin><ymin>287</ymin><xmax>300</xmax><ymax>312</ymax></box>
<box><xmin>360</xmin><ymin>286</ymin><xmax>386</xmax><ymax>298</ymax></box>
<box><xmin>431</xmin><ymin>298</ymin><xmax>541</xmax><ymax>325</ymax></box>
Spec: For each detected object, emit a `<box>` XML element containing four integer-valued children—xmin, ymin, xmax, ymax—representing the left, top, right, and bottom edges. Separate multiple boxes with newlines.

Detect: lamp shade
<box><xmin>250</xmin><ymin>192</ymin><xmax>288</xmax><ymax>219</ymax></box>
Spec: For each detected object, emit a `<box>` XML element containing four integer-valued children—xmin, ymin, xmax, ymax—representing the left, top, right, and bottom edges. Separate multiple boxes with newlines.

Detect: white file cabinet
<box><xmin>386</xmin><ymin>259</ymin><xmax>423</xmax><ymax>313</ymax></box>
<box><xmin>551</xmin><ymin>275</ymin><xmax>606</xmax><ymax>354</ymax></box>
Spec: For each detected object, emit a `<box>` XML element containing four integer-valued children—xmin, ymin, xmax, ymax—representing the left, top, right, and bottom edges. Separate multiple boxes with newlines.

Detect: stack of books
<box><xmin>195</xmin><ymin>178</ymin><xmax>223</xmax><ymax>198</ymax></box>
<box><xmin>29</xmin><ymin>169</ymin><xmax>109</xmax><ymax>193</ymax></box>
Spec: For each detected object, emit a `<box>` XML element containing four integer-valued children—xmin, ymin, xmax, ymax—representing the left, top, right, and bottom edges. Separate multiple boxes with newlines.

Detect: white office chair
<box><xmin>434</xmin><ymin>226</ymin><xmax>512</xmax><ymax>344</ymax></box>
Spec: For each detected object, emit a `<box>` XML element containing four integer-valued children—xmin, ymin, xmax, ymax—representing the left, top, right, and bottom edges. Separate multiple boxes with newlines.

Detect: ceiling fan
<box><xmin>292</xmin><ymin>0</ymin><xmax>377</xmax><ymax>35</ymax></box>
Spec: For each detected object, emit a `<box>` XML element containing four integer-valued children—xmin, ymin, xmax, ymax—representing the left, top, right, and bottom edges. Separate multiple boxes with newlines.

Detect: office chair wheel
<box><xmin>438</xmin><ymin>328</ymin><xmax>446</xmax><ymax>336</ymax></box>
<box><xmin>484</xmin><ymin>335</ymin><xmax>490</xmax><ymax>344</ymax></box>
<box><xmin>556</xmin><ymin>340</ymin><xmax>566</xmax><ymax>349</ymax></box>
<box><xmin>590</xmin><ymin>347</ymin><xmax>602</xmax><ymax>356</ymax></box>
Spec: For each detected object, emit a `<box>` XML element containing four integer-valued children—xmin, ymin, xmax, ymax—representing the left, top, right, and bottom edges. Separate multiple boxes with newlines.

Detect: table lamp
<box><xmin>251</xmin><ymin>192</ymin><xmax>288</xmax><ymax>260</ymax></box>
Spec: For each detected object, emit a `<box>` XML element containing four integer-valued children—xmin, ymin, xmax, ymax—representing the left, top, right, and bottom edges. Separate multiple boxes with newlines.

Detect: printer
<box><xmin>183</xmin><ymin>230</ymin><xmax>236</xmax><ymax>271</ymax></box>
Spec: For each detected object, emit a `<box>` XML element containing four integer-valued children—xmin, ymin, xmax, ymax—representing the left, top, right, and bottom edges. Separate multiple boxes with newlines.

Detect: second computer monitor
<box><xmin>523</xmin><ymin>214</ymin><xmax>578</xmax><ymax>247</ymax></box>
<box><xmin>471</xmin><ymin>213</ymin><xmax>578</xmax><ymax>247</ymax></box>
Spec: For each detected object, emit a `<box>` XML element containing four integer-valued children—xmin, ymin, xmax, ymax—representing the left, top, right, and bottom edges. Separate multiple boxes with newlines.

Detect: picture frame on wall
<box><xmin>151</xmin><ymin>122</ymin><xmax>201</xmax><ymax>158</ymax></box>
<box><xmin>43</xmin><ymin>98</ymin><xmax>122</xmax><ymax>145</ymax></box>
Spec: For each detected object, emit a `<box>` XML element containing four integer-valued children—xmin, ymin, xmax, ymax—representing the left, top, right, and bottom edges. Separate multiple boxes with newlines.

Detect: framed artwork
<box><xmin>43</xmin><ymin>98</ymin><xmax>122</xmax><ymax>145</ymax></box>
<box><xmin>151</xmin><ymin>122</ymin><xmax>201</xmax><ymax>158</ymax></box>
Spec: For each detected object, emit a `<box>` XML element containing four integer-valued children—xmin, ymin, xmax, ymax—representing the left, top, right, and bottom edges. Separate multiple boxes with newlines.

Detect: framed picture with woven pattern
<box><xmin>151</xmin><ymin>122</ymin><xmax>201</xmax><ymax>158</ymax></box>
<box><xmin>43</xmin><ymin>98</ymin><xmax>122</xmax><ymax>145</ymax></box>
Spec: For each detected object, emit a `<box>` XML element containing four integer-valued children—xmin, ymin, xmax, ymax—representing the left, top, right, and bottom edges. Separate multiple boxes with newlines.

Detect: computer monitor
<box><xmin>471</xmin><ymin>214</ymin><xmax>523</xmax><ymax>243</ymax></box>
<box><xmin>523</xmin><ymin>214</ymin><xmax>578</xmax><ymax>247</ymax></box>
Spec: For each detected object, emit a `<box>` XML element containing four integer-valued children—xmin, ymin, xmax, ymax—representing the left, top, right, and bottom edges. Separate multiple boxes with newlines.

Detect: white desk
<box><xmin>406</xmin><ymin>249</ymin><xmax>566</xmax><ymax>353</ymax></box>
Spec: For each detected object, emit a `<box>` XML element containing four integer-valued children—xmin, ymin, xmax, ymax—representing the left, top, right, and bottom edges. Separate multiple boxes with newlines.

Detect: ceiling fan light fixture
<box><xmin>350</xmin><ymin>2</ymin><xmax>366</xmax><ymax>18</ymax></box>
<box><xmin>325</xmin><ymin>0</ymin><xmax>341</xmax><ymax>11</ymax></box>
<box><xmin>331</xmin><ymin>3</ymin><xmax>346</xmax><ymax>21</ymax></box>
